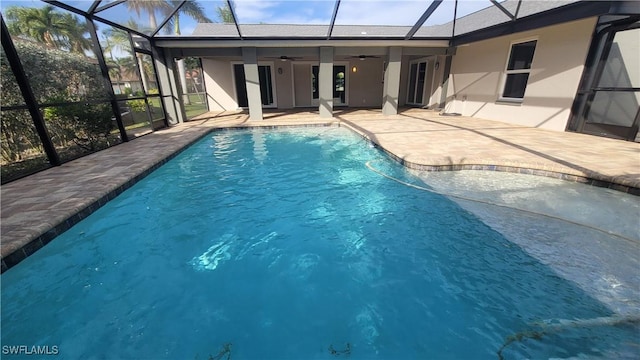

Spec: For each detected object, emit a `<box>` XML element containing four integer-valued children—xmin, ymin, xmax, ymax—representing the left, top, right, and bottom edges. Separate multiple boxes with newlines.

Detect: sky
<box><xmin>0</xmin><ymin>0</ymin><xmax>498</xmax><ymax>35</ymax></box>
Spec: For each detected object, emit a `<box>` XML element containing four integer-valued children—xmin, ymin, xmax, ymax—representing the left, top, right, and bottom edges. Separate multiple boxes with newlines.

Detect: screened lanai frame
<box><xmin>2</xmin><ymin>0</ymin><xmax>619</xmax><ymax>184</ymax></box>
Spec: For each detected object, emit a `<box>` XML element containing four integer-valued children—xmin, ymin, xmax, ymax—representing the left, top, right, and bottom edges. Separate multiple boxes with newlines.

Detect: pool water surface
<box><xmin>2</xmin><ymin>127</ymin><xmax>638</xmax><ymax>359</ymax></box>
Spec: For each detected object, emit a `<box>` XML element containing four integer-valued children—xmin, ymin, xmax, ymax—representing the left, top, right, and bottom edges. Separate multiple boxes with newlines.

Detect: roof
<box><xmin>188</xmin><ymin>0</ymin><xmax>582</xmax><ymax>39</ymax></box>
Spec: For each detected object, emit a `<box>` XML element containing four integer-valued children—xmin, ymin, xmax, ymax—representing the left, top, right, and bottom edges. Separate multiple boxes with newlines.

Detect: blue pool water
<box><xmin>2</xmin><ymin>127</ymin><xmax>638</xmax><ymax>359</ymax></box>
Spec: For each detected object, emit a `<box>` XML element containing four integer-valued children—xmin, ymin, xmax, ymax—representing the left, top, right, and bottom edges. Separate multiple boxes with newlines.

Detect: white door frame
<box><xmin>230</xmin><ymin>61</ymin><xmax>278</xmax><ymax>109</ymax></box>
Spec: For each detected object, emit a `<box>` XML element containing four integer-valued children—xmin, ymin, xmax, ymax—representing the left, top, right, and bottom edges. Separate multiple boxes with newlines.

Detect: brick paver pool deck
<box><xmin>2</xmin><ymin>108</ymin><xmax>639</xmax><ymax>272</ymax></box>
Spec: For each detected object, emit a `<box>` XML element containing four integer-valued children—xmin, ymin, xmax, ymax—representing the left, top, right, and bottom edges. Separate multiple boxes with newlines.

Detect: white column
<box><xmin>383</xmin><ymin>46</ymin><xmax>402</xmax><ymax>116</ymax></box>
<box><xmin>242</xmin><ymin>47</ymin><xmax>263</xmax><ymax>121</ymax></box>
<box><xmin>319</xmin><ymin>46</ymin><xmax>334</xmax><ymax>118</ymax></box>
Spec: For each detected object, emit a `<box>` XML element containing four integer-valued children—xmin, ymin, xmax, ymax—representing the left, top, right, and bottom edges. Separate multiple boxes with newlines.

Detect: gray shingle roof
<box><xmin>188</xmin><ymin>0</ymin><xmax>582</xmax><ymax>39</ymax></box>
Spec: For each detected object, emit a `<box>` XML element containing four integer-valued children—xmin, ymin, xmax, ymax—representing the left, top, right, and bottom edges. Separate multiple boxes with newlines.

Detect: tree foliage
<box><xmin>1</xmin><ymin>40</ymin><xmax>116</xmax><ymax>165</ymax></box>
<box><xmin>4</xmin><ymin>5</ymin><xmax>91</xmax><ymax>53</ymax></box>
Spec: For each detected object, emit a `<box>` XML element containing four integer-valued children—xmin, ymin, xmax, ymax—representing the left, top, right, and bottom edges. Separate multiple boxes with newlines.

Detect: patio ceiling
<box><xmin>34</xmin><ymin>0</ymin><xmax>585</xmax><ymax>41</ymax></box>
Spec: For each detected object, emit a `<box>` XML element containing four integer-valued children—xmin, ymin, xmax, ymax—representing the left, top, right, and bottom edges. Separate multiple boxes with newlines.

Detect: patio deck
<box><xmin>2</xmin><ymin>108</ymin><xmax>639</xmax><ymax>272</ymax></box>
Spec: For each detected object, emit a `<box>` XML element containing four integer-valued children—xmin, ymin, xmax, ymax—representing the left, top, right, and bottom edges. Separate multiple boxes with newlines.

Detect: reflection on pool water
<box><xmin>2</xmin><ymin>127</ymin><xmax>638</xmax><ymax>359</ymax></box>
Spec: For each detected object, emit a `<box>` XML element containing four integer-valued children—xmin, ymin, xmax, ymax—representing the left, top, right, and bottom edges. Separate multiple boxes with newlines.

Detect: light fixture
<box><xmin>435</xmin><ymin>62</ymin><xmax>440</xmax><ymax>70</ymax></box>
<box><xmin>278</xmin><ymin>67</ymin><xmax>283</xmax><ymax>74</ymax></box>
<box><xmin>352</xmin><ymin>66</ymin><xmax>357</xmax><ymax>73</ymax></box>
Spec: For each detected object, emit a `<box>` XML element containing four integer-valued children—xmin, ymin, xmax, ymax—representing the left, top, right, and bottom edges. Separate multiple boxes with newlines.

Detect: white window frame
<box><xmin>406</xmin><ymin>58</ymin><xmax>429</xmax><ymax>105</ymax></box>
<box><xmin>499</xmin><ymin>38</ymin><xmax>538</xmax><ymax>102</ymax></box>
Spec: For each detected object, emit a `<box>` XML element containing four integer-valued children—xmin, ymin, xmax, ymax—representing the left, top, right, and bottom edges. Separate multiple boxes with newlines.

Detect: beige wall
<box><xmin>274</xmin><ymin>62</ymin><xmax>294</xmax><ymax>109</ymax></box>
<box><xmin>293</xmin><ymin>64</ymin><xmax>312</xmax><ymax>107</ymax></box>
<box><xmin>445</xmin><ymin>17</ymin><xmax>597</xmax><ymax>130</ymax></box>
<box><xmin>202</xmin><ymin>58</ymin><xmax>238</xmax><ymax>111</ymax></box>
<box><xmin>348</xmin><ymin>58</ymin><xmax>384</xmax><ymax>107</ymax></box>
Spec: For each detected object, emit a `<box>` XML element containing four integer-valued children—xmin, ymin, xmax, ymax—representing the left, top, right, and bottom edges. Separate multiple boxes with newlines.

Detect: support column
<box><xmin>319</xmin><ymin>46</ymin><xmax>334</xmax><ymax>118</ymax></box>
<box><xmin>438</xmin><ymin>55</ymin><xmax>453</xmax><ymax>109</ymax></box>
<box><xmin>242</xmin><ymin>47</ymin><xmax>263</xmax><ymax>121</ymax></box>
<box><xmin>152</xmin><ymin>47</ymin><xmax>180</xmax><ymax>125</ymax></box>
<box><xmin>382</xmin><ymin>46</ymin><xmax>402</xmax><ymax>116</ymax></box>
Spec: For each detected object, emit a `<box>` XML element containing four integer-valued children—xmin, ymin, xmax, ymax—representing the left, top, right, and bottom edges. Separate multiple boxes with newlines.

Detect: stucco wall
<box><xmin>293</xmin><ymin>64</ymin><xmax>312</xmax><ymax>107</ymax></box>
<box><xmin>348</xmin><ymin>58</ymin><xmax>384</xmax><ymax>107</ymax></box>
<box><xmin>275</xmin><ymin>62</ymin><xmax>294</xmax><ymax>109</ymax></box>
<box><xmin>445</xmin><ymin>17</ymin><xmax>597</xmax><ymax>131</ymax></box>
<box><xmin>202</xmin><ymin>58</ymin><xmax>238</xmax><ymax>111</ymax></box>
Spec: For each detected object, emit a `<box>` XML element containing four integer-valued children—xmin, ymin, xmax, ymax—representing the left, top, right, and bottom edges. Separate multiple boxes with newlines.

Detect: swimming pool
<box><xmin>2</xmin><ymin>126</ymin><xmax>638</xmax><ymax>359</ymax></box>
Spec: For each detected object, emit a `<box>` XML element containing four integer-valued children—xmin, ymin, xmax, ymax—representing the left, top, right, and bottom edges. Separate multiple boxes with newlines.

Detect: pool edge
<box><xmin>2</xmin><ymin>120</ymin><xmax>637</xmax><ymax>274</ymax></box>
<box><xmin>1</xmin><ymin>122</ymin><xmax>339</xmax><ymax>274</ymax></box>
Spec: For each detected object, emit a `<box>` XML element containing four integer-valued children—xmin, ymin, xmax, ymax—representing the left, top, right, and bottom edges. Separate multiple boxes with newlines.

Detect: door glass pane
<box><xmin>258</xmin><ymin>65</ymin><xmax>273</xmax><ymax>106</ymax></box>
<box><xmin>312</xmin><ymin>66</ymin><xmax>319</xmax><ymax>100</ymax></box>
<box><xmin>416</xmin><ymin>62</ymin><xmax>427</xmax><ymax>104</ymax></box>
<box><xmin>502</xmin><ymin>73</ymin><xmax>530</xmax><ymax>99</ymax></box>
<box><xmin>586</xmin><ymin>91</ymin><xmax>640</xmax><ymax>127</ymax></box>
<box><xmin>507</xmin><ymin>40</ymin><xmax>537</xmax><ymax>70</ymax></box>
<box><xmin>334</xmin><ymin>66</ymin><xmax>346</xmax><ymax>104</ymax></box>
<box><xmin>233</xmin><ymin>64</ymin><xmax>248</xmax><ymax>108</ymax></box>
<box><xmin>408</xmin><ymin>63</ymin><xmax>418</xmax><ymax>103</ymax></box>
<box><xmin>598</xmin><ymin>27</ymin><xmax>640</xmax><ymax>88</ymax></box>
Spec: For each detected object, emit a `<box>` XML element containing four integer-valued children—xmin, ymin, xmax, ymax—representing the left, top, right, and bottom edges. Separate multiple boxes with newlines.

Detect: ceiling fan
<box><xmin>349</xmin><ymin>55</ymin><xmax>381</xmax><ymax>61</ymax></box>
<box><xmin>265</xmin><ymin>56</ymin><xmax>303</xmax><ymax>62</ymax></box>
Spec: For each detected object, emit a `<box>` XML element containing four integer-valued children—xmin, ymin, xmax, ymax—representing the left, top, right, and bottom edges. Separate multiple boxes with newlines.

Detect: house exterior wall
<box><xmin>275</xmin><ymin>62</ymin><xmax>294</xmax><ymax>109</ymax></box>
<box><xmin>293</xmin><ymin>63</ymin><xmax>312</xmax><ymax>107</ymax></box>
<box><xmin>445</xmin><ymin>17</ymin><xmax>598</xmax><ymax>131</ymax></box>
<box><xmin>202</xmin><ymin>58</ymin><xmax>238</xmax><ymax>111</ymax></box>
<box><xmin>348</xmin><ymin>58</ymin><xmax>384</xmax><ymax>107</ymax></box>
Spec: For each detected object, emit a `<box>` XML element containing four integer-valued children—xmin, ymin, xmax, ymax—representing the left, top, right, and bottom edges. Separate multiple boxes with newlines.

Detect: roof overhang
<box><xmin>154</xmin><ymin>38</ymin><xmax>451</xmax><ymax>49</ymax></box>
<box><xmin>451</xmin><ymin>0</ymin><xmax>622</xmax><ymax>46</ymax></box>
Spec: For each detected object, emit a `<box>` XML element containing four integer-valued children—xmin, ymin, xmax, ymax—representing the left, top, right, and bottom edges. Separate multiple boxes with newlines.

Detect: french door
<box><xmin>407</xmin><ymin>61</ymin><xmax>427</xmax><ymax>105</ymax></box>
<box><xmin>233</xmin><ymin>64</ymin><xmax>276</xmax><ymax>108</ymax></box>
<box><xmin>311</xmin><ymin>64</ymin><xmax>348</xmax><ymax>106</ymax></box>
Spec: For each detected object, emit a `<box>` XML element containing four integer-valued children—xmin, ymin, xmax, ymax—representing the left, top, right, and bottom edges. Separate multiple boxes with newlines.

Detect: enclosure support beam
<box><xmin>319</xmin><ymin>46</ymin><xmax>334</xmax><ymax>118</ymax></box>
<box><xmin>383</xmin><ymin>46</ymin><xmax>402</xmax><ymax>116</ymax></box>
<box><xmin>242</xmin><ymin>47</ymin><xmax>263</xmax><ymax>121</ymax></box>
<box><xmin>1</xmin><ymin>17</ymin><xmax>60</xmax><ymax>165</ymax></box>
<box><xmin>87</xmin><ymin>18</ymin><xmax>129</xmax><ymax>141</ymax></box>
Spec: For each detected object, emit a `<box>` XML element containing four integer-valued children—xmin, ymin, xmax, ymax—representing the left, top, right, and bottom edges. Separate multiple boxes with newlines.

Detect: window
<box><xmin>502</xmin><ymin>40</ymin><xmax>537</xmax><ymax>99</ymax></box>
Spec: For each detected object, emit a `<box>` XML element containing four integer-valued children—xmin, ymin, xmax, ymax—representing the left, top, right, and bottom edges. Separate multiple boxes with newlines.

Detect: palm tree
<box><xmin>216</xmin><ymin>3</ymin><xmax>235</xmax><ymax>23</ymax></box>
<box><xmin>4</xmin><ymin>5</ymin><xmax>91</xmax><ymax>53</ymax></box>
<box><xmin>125</xmin><ymin>0</ymin><xmax>173</xmax><ymax>30</ymax></box>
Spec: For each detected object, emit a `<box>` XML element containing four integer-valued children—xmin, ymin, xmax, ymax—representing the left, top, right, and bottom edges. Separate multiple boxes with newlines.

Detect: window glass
<box><xmin>502</xmin><ymin>40</ymin><xmax>537</xmax><ymax>99</ymax></box>
<box><xmin>507</xmin><ymin>40</ymin><xmax>537</xmax><ymax>70</ymax></box>
<box><xmin>502</xmin><ymin>73</ymin><xmax>530</xmax><ymax>99</ymax></box>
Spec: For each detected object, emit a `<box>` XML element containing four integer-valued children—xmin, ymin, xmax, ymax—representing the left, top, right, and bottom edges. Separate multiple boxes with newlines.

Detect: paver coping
<box><xmin>2</xmin><ymin>108</ymin><xmax>639</xmax><ymax>272</ymax></box>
